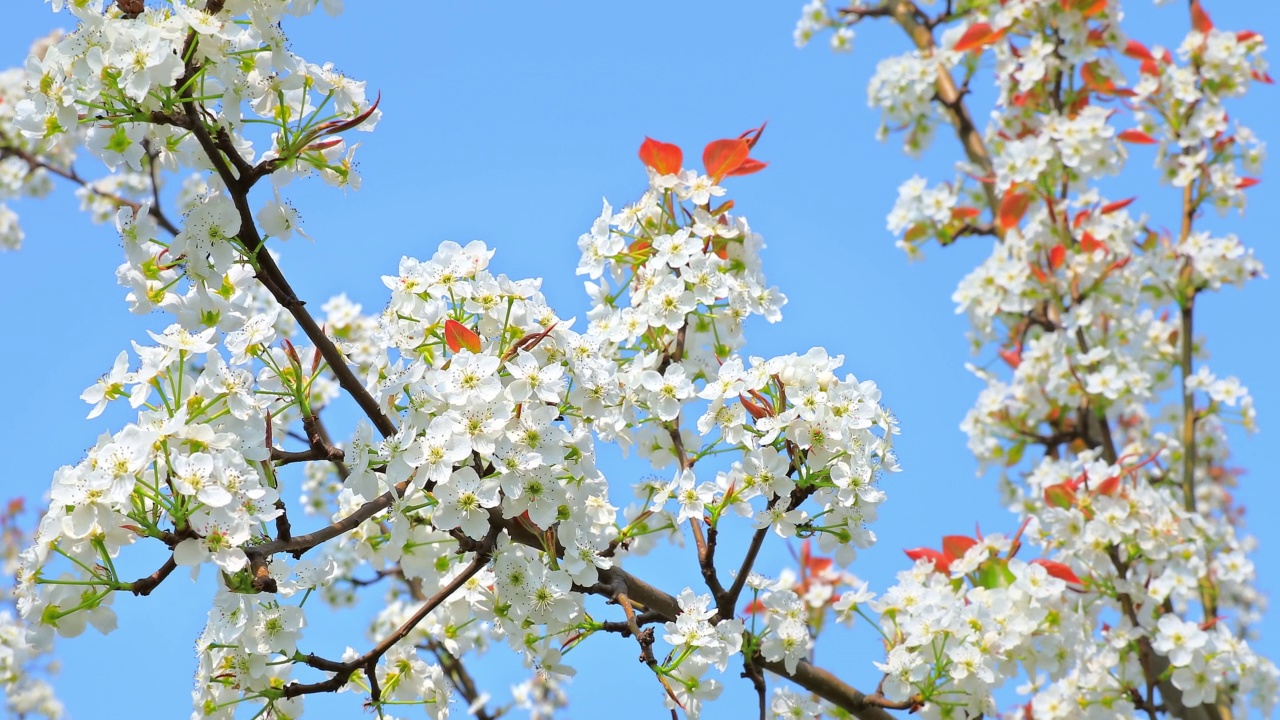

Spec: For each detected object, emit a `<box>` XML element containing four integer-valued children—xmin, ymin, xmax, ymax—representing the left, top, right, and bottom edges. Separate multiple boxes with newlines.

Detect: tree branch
<box><xmin>282</xmin><ymin>524</ymin><xmax>501</xmax><ymax>700</ymax></box>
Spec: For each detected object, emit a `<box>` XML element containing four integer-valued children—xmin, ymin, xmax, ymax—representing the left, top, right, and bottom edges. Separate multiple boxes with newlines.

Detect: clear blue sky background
<box><xmin>1</xmin><ymin>2</ymin><xmax>1277</xmax><ymax>718</ymax></box>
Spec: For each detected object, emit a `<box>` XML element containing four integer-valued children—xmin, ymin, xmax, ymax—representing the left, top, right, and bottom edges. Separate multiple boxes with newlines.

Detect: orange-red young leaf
<box><xmin>738</xmin><ymin>121</ymin><xmax>768</xmax><ymax>149</ymax></box>
<box><xmin>1100</xmin><ymin>197</ymin><xmax>1137</xmax><ymax>214</ymax></box>
<box><xmin>444</xmin><ymin>319</ymin><xmax>481</xmax><ymax>354</ymax></box>
<box><xmin>1190</xmin><ymin>0</ymin><xmax>1213</xmax><ymax>34</ymax></box>
<box><xmin>953</xmin><ymin>22</ymin><xmax>991</xmax><ymax>52</ymax></box>
<box><xmin>1238</xmin><ymin>31</ymin><xmax>1260</xmax><ymax>43</ymax></box>
<box><xmin>942</xmin><ymin>535</ymin><xmax>979</xmax><ymax>560</ymax></box>
<box><xmin>954</xmin><ymin>22</ymin><xmax>1006</xmax><ymax>53</ymax></box>
<box><xmin>806</xmin><ymin>554</ymin><xmax>834</xmax><ymax>575</ymax></box>
<box><xmin>726</xmin><ymin>157</ymin><xmax>768</xmax><ymax>177</ymax></box>
<box><xmin>1252</xmin><ymin>70</ymin><xmax>1275</xmax><ymax>84</ymax></box>
<box><xmin>999</xmin><ymin>347</ymin><xmax>1022</xmax><ymax>369</ymax></box>
<box><xmin>1118</xmin><ymin>129</ymin><xmax>1158</xmax><ymax>144</ymax></box>
<box><xmin>1237</xmin><ymin>177</ymin><xmax>1262</xmax><ymax>189</ymax></box>
<box><xmin>1123</xmin><ymin>39</ymin><xmax>1154</xmax><ymax>61</ymax></box>
<box><xmin>1030</xmin><ymin>262</ymin><xmax>1048</xmax><ymax>284</ymax></box>
<box><xmin>998</xmin><ymin>190</ymin><xmax>1034</xmax><ymax>232</ymax></box>
<box><xmin>1049</xmin><ymin>244</ymin><xmax>1066</xmax><ymax>270</ymax></box>
<box><xmin>639</xmin><ymin>137</ymin><xmax>683</xmax><ymax>175</ymax></box>
<box><xmin>1093</xmin><ymin>475</ymin><xmax>1122</xmax><ymax>496</ymax></box>
<box><xmin>1080</xmin><ymin>232</ymin><xmax>1108</xmax><ymax>253</ymax></box>
<box><xmin>1081</xmin><ymin>62</ymin><xmax>1117</xmax><ymax>94</ymax></box>
<box><xmin>1031</xmin><ymin>559</ymin><xmax>1084</xmax><ymax>586</ymax></box>
<box><xmin>739</xmin><ymin>394</ymin><xmax>771</xmax><ymax>421</ymax></box>
<box><xmin>905</xmin><ymin>547</ymin><xmax>951</xmax><ymax>573</ymax></box>
<box><xmin>951</xmin><ymin>206</ymin><xmax>983</xmax><ymax>220</ymax></box>
<box><xmin>704</xmin><ymin>138</ymin><xmax>751</xmax><ymax>181</ymax></box>
<box><xmin>1044</xmin><ymin>482</ymin><xmax>1077</xmax><ymax>509</ymax></box>
<box><xmin>1076</xmin><ymin>0</ymin><xmax>1107</xmax><ymax>17</ymax></box>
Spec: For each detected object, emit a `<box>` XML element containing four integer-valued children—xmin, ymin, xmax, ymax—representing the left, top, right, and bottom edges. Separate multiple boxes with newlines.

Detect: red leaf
<box><xmin>1237</xmin><ymin>177</ymin><xmax>1261</xmax><ymax>189</ymax></box>
<box><xmin>1237</xmin><ymin>31</ymin><xmax>1260</xmax><ymax>43</ymax></box>
<box><xmin>1252</xmin><ymin>70</ymin><xmax>1275</xmax><ymax>84</ymax></box>
<box><xmin>726</xmin><ymin>157</ymin><xmax>768</xmax><ymax>177</ymax></box>
<box><xmin>1029</xmin><ymin>262</ymin><xmax>1048</xmax><ymax>284</ymax></box>
<box><xmin>737</xmin><ymin>121</ymin><xmax>768</xmax><ymax>149</ymax></box>
<box><xmin>954</xmin><ymin>22</ymin><xmax>1006</xmax><ymax>53</ymax></box>
<box><xmin>951</xmin><ymin>206</ymin><xmax>982</xmax><ymax>220</ymax></box>
<box><xmin>1048</xmin><ymin>244</ymin><xmax>1066</xmax><ymax>270</ymax></box>
<box><xmin>1044</xmin><ymin>482</ymin><xmax>1077</xmax><ymax>509</ymax></box>
<box><xmin>1100</xmin><ymin>197</ymin><xmax>1136</xmax><ymax>214</ymax></box>
<box><xmin>739</xmin><ymin>393</ymin><xmax>771</xmax><ymax>421</ymax></box>
<box><xmin>444</xmin><ymin>319</ymin><xmax>481</xmax><ymax>354</ymax></box>
<box><xmin>1118</xmin><ymin>129</ymin><xmax>1158</xmax><ymax>144</ymax></box>
<box><xmin>942</xmin><ymin>535</ymin><xmax>978</xmax><ymax>560</ymax></box>
<box><xmin>639</xmin><ymin>137</ymin><xmax>683</xmax><ymax>176</ymax></box>
<box><xmin>998</xmin><ymin>190</ymin><xmax>1034</xmax><ymax>232</ymax></box>
<box><xmin>998</xmin><ymin>347</ymin><xmax>1023</xmax><ymax>369</ymax></box>
<box><xmin>1123</xmin><ymin>40</ymin><xmax>1154</xmax><ymax>62</ymax></box>
<box><xmin>743</xmin><ymin>598</ymin><xmax>765</xmax><ymax>615</ymax></box>
<box><xmin>1093</xmin><ymin>475</ymin><xmax>1122</xmax><ymax>496</ymax></box>
<box><xmin>953</xmin><ymin>22</ymin><xmax>992</xmax><ymax>52</ymax></box>
<box><xmin>1031</xmin><ymin>559</ymin><xmax>1084</xmax><ymax>586</ymax></box>
<box><xmin>904</xmin><ymin>547</ymin><xmax>951</xmax><ymax>574</ymax></box>
<box><xmin>703</xmin><ymin>138</ymin><xmax>751</xmax><ymax>181</ymax></box>
<box><xmin>1190</xmin><ymin>0</ymin><xmax>1213</xmax><ymax>34</ymax></box>
<box><xmin>806</xmin><ymin>555</ymin><xmax>834</xmax><ymax>575</ymax></box>
<box><xmin>1080</xmin><ymin>232</ymin><xmax>1108</xmax><ymax>253</ymax></box>
<box><xmin>1081</xmin><ymin>62</ymin><xmax>1117</xmax><ymax>94</ymax></box>
<box><xmin>1076</xmin><ymin>0</ymin><xmax>1107</xmax><ymax>17</ymax></box>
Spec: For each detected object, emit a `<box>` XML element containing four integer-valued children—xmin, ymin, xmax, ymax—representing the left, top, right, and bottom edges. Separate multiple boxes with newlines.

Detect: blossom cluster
<box><xmin>0</xmin><ymin>0</ymin><xmax>1273</xmax><ymax>718</ymax></box>
<box><xmin>0</xmin><ymin>31</ymin><xmax>72</xmax><ymax>250</ymax></box>
<box><xmin>800</xmin><ymin>0</ymin><xmax>1275</xmax><ymax>717</ymax></box>
<box><xmin>11</xmin><ymin>12</ymin><xmax>905</xmax><ymax>708</ymax></box>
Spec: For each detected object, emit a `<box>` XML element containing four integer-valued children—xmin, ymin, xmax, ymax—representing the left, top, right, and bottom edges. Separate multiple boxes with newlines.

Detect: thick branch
<box><xmin>127</xmin><ymin>554</ymin><xmax>176</xmax><ymax>596</ymax></box>
<box><xmin>885</xmin><ymin>0</ymin><xmax>998</xmax><ymax>215</ymax></box>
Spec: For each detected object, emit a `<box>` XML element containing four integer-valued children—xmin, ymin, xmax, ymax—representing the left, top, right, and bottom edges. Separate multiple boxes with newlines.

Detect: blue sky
<box><xmin>1</xmin><ymin>2</ymin><xmax>1277</xmax><ymax>718</ymax></box>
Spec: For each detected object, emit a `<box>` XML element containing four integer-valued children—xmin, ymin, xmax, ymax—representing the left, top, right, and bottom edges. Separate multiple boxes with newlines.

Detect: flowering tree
<box><xmin>0</xmin><ymin>1</ymin><xmax>1274</xmax><ymax>720</ymax></box>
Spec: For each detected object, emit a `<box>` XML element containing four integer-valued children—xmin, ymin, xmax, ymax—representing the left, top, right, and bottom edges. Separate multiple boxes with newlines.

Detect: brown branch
<box><xmin>720</xmin><ymin>526</ymin><xmax>768</xmax><ymax>620</ymax></box>
<box><xmin>127</xmin><ymin>554</ymin><xmax>176</xmax><ymax>596</ymax></box>
<box><xmin>177</xmin><ymin>48</ymin><xmax>398</xmax><ymax>441</ymax></box>
<box><xmin>252</xmin><ymin>477</ymin><xmax>410</xmax><ymax>559</ymax></box>
<box><xmin>424</xmin><ymin>637</ymin><xmax>500</xmax><ymax>720</ymax></box>
<box><xmin>1177</xmin><ymin>181</ymin><xmax>1200</xmax><ymax>517</ymax></box>
<box><xmin>282</xmin><ymin>524</ymin><xmax>501</xmax><ymax>700</ymax></box>
<box><xmin>311</xmin><ymin>411</ymin><xmax>352</xmax><ymax>481</ymax></box>
<box><xmin>885</xmin><ymin>0</ymin><xmax>998</xmax><ymax>215</ymax></box>
<box><xmin>757</xmin><ymin>657</ymin><xmax>900</xmax><ymax>720</ymax></box>
<box><xmin>617</xmin><ymin>592</ymin><xmax>660</xmax><ymax>669</ymax></box>
<box><xmin>0</xmin><ymin>142</ymin><xmax>180</xmax><ymax>236</ymax></box>
<box><xmin>741</xmin><ymin>653</ymin><xmax>767</xmax><ymax>720</ymax></box>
